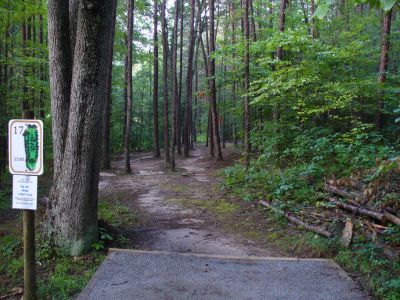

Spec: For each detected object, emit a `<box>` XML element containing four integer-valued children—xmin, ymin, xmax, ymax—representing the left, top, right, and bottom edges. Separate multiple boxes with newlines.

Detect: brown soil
<box><xmin>99</xmin><ymin>144</ymin><xmax>286</xmax><ymax>257</ymax></box>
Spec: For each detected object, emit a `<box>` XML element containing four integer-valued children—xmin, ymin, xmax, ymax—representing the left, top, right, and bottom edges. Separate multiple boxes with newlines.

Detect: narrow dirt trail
<box><xmin>99</xmin><ymin>145</ymin><xmax>278</xmax><ymax>257</ymax></box>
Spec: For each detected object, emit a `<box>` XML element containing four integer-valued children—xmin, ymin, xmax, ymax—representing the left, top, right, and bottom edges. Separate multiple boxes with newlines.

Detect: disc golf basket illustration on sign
<box><xmin>23</xmin><ymin>124</ymin><xmax>39</xmax><ymax>171</ymax></box>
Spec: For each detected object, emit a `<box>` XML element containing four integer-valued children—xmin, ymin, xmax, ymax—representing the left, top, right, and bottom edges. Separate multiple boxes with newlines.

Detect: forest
<box><xmin>0</xmin><ymin>0</ymin><xmax>400</xmax><ymax>299</ymax></box>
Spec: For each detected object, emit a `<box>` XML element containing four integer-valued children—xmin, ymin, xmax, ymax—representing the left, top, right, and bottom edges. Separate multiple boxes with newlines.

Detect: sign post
<box><xmin>9</xmin><ymin>112</ymin><xmax>43</xmax><ymax>300</ymax></box>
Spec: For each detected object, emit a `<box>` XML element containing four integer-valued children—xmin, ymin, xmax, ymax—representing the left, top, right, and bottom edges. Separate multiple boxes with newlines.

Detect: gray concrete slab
<box><xmin>78</xmin><ymin>249</ymin><xmax>369</xmax><ymax>300</ymax></box>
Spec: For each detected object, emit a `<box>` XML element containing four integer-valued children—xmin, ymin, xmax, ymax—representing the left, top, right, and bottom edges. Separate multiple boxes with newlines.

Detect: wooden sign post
<box><xmin>9</xmin><ymin>111</ymin><xmax>44</xmax><ymax>300</ymax></box>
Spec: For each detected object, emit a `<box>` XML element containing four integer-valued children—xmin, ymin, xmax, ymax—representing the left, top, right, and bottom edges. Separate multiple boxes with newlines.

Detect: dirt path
<box><xmin>99</xmin><ymin>145</ymin><xmax>277</xmax><ymax>257</ymax></box>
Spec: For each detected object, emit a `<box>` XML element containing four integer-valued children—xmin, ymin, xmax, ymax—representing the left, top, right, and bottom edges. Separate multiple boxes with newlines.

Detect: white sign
<box><xmin>12</xmin><ymin>175</ymin><xmax>38</xmax><ymax>210</ymax></box>
<box><xmin>8</xmin><ymin>119</ymin><xmax>44</xmax><ymax>175</ymax></box>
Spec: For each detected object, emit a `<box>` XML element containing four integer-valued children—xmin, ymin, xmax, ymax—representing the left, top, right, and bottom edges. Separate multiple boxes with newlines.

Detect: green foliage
<box><xmin>0</xmin><ymin>236</ymin><xmax>23</xmax><ymax>281</ymax></box>
<box><xmin>223</xmin><ymin>124</ymin><xmax>398</xmax><ymax>206</ymax></box>
<box><xmin>336</xmin><ymin>239</ymin><xmax>400</xmax><ymax>299</ymax></box>
<box><xmin>98</xmin><ymin>202</ymin><xmax>137</xmax><ymax>227</ymax></box>
<box><xmin>38</xmin><ymin>254</ymin><xmax>104</xmax><ymax>299</ymax></box>
<box><xmin>91</xmin><ymin>227</ymin><xmax>113</xmax><ymax>251</ymax></box>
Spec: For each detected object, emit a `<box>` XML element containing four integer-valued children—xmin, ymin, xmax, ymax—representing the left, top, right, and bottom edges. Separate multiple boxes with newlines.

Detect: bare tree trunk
<box><xmin>273</xmin><ymin>0</ymin><xmax>287</xmax><ymax>124</ymax></box>
<box><xmin>124</xmin><ymin>0</ymin><xmax>135</xmax><ymax>173</ymax></box>
<box><xmin>102</xmin><ymin>0</ymin><xmax>118</xmax><ymax>170</ymax></box>
<box><xmin>276</xmin><ymin>0</ymin><xmax>287</xmax><ymax>60</ymax></box>
<box><xmin>243</xmin><ymin>0</ymin><xmax>250</xmax><ymax>166</ymax></box>
<box><xmin>177</xmin><ymin>0</ymin><xmax>184</xmax><ymax>155</ymax></box>
<box><xmin>171</xmin><ymin>0</ymin><xmax>180</xmax><ymax>170</ymax></box>
<box><xmin>310</xmin><ymin>0</ymin><xmax>316</xmax><ymax>39</ymax></box>
<box><xmin>162</xmin><ymin>0</ymin><xmax>170</xmax><ymax>162</ymax></box>
<box><xmin>209</xmin><ymin>107</ymin><xmax>215</xmax><ymax>156</ymax></box>
<box><xmin>47</xmin><ymin>0</ymin><xmax>72</xmax><ymax>179</ymax></box>
<box><xmin>249</xmin><ymin>0</ymin><xmax>257</xmax><ymax>42</ymax></box>
<box><xmin>376</xmin><ymin>9</ymin><xmax>392</xmax><ymax>130</ymax></box>
<box><xmin>122</xmin><ymin>52</ymin><xmax>128</xmax><ymax>142</ymax></box>
<box><xmin>153</xmin><ymin>0</ymin><xmax>161</xmax><ymax>157</ymax></box>
<box><xmin>184</xmin><ymin>0</ymin><xmax>196</xmax><ymax>157</ymax></box>
<box><xmin>200</xmin><ymin>20</ymin><xmax>214</xmax><ymax>156</ymax></box>
<box><xmin>47</xmin><ymin>0</ymin><xmax>114</xmax><ymax>255</ymax></box>
<box><xmin>209</xmin><ymin>0</ymin><xmax>223</xmax><ymax>160</ymax></box>
<box><xmin>230</xmin><ymin>0</ymin><xmax>237</xmax><ymax>146</ymax></box>
<box><xmin>38</xmin><ymin>0</ymin><xmax>45</xmax><ymax>118</ymax></box>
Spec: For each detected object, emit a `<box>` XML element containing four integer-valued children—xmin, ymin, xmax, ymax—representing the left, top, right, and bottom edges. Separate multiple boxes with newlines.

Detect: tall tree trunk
<box><xmin>230</xmin><ymin>0</ymin><xmax>237</xmax><ymax>146</ymax></box>
<box><xmin>47</xmin><ymin>0</ymin><xmax>114</xmax><ymax>255</ymax></box>
<box><xmin>162</xmin><ymin>0</ymin><xmax>170</xmax><ymax>162</ymax></box>
<box><xmin>276</xmin><ymin>0</ymin><xmax>287</xmax><ymax>60</ymax></box>
<box><xmin>38</xmin><ymin>0</ymin><xmax>45</xmax><ymax>118</ymax></box>
<box><xmin>171</xmin><ymin>0</ymin><xmax>180</xmax><ymax>170</ymax></box>
<box><xmin>124</xmin><ymin>0</ymin><xmax>135</xmax><ymax>173</ymax></box>
<box><xmin>249</xmin><ymin>0</ymin><xmax>257</xmax><ymax>42</ymax></box>
<box><xmin>184</xmin><ymin>0</ymin><xmax>196</xmax><ymax>157</ymax></box>
<box><xmin>376</xmin><ymin>9</ymin><xmax>392</xmax><ymax>130</ymax></box>
<box><xmin>209</xmin><ymin>0</ymin><xmax>223</xmax><ymax>160</ymax></box>
<box><xmin>122</xmin><ymin>51</ymin><xmax>128</xmax><ymax>143</ymax></box>
<box><xmin>102</xmin><ymin>0</ymin><xmax>118</xmax><ymax>170</ymax></box>
<box><xmin>310</xmin><ymin>0</ymin><xmax>316</xmax><ymax>39</ymax></box>
<box><xmin>153</xmin><ymin>0</ymin><xmax>161</xmax><ymax>157</ymax></box>
<box><xmin>47</xmin><ymin>0</ymin><xmax>72</xmax><ymax>179</ymax></box>
<box><xmin>243</xmin><ymin>0</ymin><xmax>250</xmax><ymax>166</ymax></box>
<box><xmin>177</xmin><ymin>0</ymin><xmax>184</xmax><ymax>155</ymax></box>
<box><xmin>273</xmin><ymin>0</ymin><xmax>287</xmax><ymax>123</ymax></box>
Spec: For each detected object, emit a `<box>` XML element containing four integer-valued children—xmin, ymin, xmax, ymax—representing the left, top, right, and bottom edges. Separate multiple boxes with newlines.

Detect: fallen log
<box><xmin>384</xmin><ymin>212</ymin><xmax>400</xmax><ymax>225</ymax></box>
<box><xmin>325</xmin><ymin>184</ymin><xmax>360</xmax><ymax>200</ymax></box>
<box><xmin>329</xmin><ymin>198</ymin><xmax>386</xmax><ymax>223</ymax></box>
<box><xmin>259</xmin><ymin>201</ymin><xmax>332</xmax><ymax>238</ymax></box>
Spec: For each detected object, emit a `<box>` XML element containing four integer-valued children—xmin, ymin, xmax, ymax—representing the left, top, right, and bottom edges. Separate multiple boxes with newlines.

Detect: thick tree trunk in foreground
<box><xmin>102</xmin><ymin>0</ymin><xmax>118</xmax><ymax>170</ymax></box>
<box><xmin>153</xmin><ymin>0</ymin><xmax>161</xmax><ymax>157</ymax></box>
<box><xmin>376</xmin><ymin>9</ymin><xmax>392</xmax><ymax>130</ymax></box>
<box><xmin>209</xmin><ymin>0</ymin><xmax>223</xmax><ymax>160</ymax></box>
<box><xmin>184</xmin><ymin>0</ymin><xmax>196</xmax><ymax>157</ymax></box>
<box><xmin>124</xmin><ymin>0</ymin><xmax>134</xmax><ymax>173</ymax></box>
<box><xmin>48</xmin><ymin>0</ymin><xmax>72</xmax><ymax>179</ymax></box>
<box><xmin>243</xmin><ymin>0</ymin><xmax>250</xmax><ymax>167</ymax></box>
<box><xmin>47</xmin><ymin>0</ymin><xmax>114</xmax><ymax>255</ymax></box>
<box><xmin>162</xmin><ymin>0</ymin><xmax>170</xmax><ymax>162</ymax></box>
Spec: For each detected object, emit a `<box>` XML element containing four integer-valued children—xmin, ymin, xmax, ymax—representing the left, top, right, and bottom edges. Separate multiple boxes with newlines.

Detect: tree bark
<box><xmin>171</xmin><ymin>0</ymin><xmax>180</xmax><ymax>170</ymax></box>
<box><xmin>310</xmin><ymin>0</ymin><xmax>317</xmax><ymax>39</ymax></box>
<box><xmin>243</xmin><ymin>0</ymin><xmax>250</xmax><ymax>166</ymax></box>
<box><xmin>376</xmin><ymin>9</ymin><xmax>392</xmax><ymax>130</ymax></box>
<box><xmin>124</xmin><ymin>0</ymin><xmax>135</xmax><ymax>173</ymax></box>
<box><xmin>184</xmin><ymin>0</ymin><xmax>196</xmax><ymax>157</ymax></box>
<box><xmin>47</xmin><ymin>0</ymin><xmax>114</xmax><ymax>255</ymax></box>
<box><xmin>177</xmin><ymin>0</ymin><xmax>184</xmax><ymax>155</ymax></box>
<box><xmin>162</xmin><ymin>0</ymin><xmax>170</xmax><ymax>162</ymax></box>
<box><xmin>209</xmin><ymin>0</ymin><xmax>223</xmax><ymax>160</ymax></box>
<box><xmin>47</xmin><ymin>0</ymin><xmax>73</xmax><ymax>179</ymax></box>
<box><xmin>276</xmin><ymin>0</ymin><xmax>287</xmax><ymax>60</ymax></box>
<box><xmin>102</xmin><ymin>0</ymin><xmax>118</xmax><ymax>170</ymax></box>
<box><xmin>153</xmin><ymin>0</ymin><xmax>161</xmax><ymax>157</ymax></box>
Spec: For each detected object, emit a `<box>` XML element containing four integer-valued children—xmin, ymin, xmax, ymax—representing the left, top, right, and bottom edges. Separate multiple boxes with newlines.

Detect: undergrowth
<box><xmin>221</xmin><ymin>124</ymin><xmax>400</xmax><ymax>299</ymax></box>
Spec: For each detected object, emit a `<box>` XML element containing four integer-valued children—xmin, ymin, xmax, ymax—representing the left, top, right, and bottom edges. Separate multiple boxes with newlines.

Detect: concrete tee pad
<box><xmin>78</xmin><ymin>249</ymin><xmax>369</xmax><ymax>300</ymax></box>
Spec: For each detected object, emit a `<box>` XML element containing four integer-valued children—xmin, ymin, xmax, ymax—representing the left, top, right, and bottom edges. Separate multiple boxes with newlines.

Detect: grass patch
<box><xmin>0</xmin><ymin>233</ymin><xmax>105</xmax><ymax>299</ymax></box>
<box><xmin>98</xmin><ymin>202</ymin><xmax>138</xmax><ymax>227</ymax></box>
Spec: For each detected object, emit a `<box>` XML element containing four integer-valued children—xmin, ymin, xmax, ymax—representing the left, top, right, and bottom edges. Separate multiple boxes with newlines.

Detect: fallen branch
<box><xmin>384</xmin><ymin>212</ymin><xmax>400</xmax><ymax>225</ymax></box>
<box><xmin>259</xmin><ymin>201</ymin><xmax>332</xmax><ymax>238</ymax></box>
<box><xmin>325</xmin><ymin>184</ymin><xmax>360</xmax><ymax>200</ymax></box>
<box><xmin>329</xmin><ymin>198</ymin><xmax>386</xmax><ymax>223</ymax></box>
<box><xmin>0</xmin><ymin>288</ymin><xmax>23</xmax><ymax>300</ymax></box>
